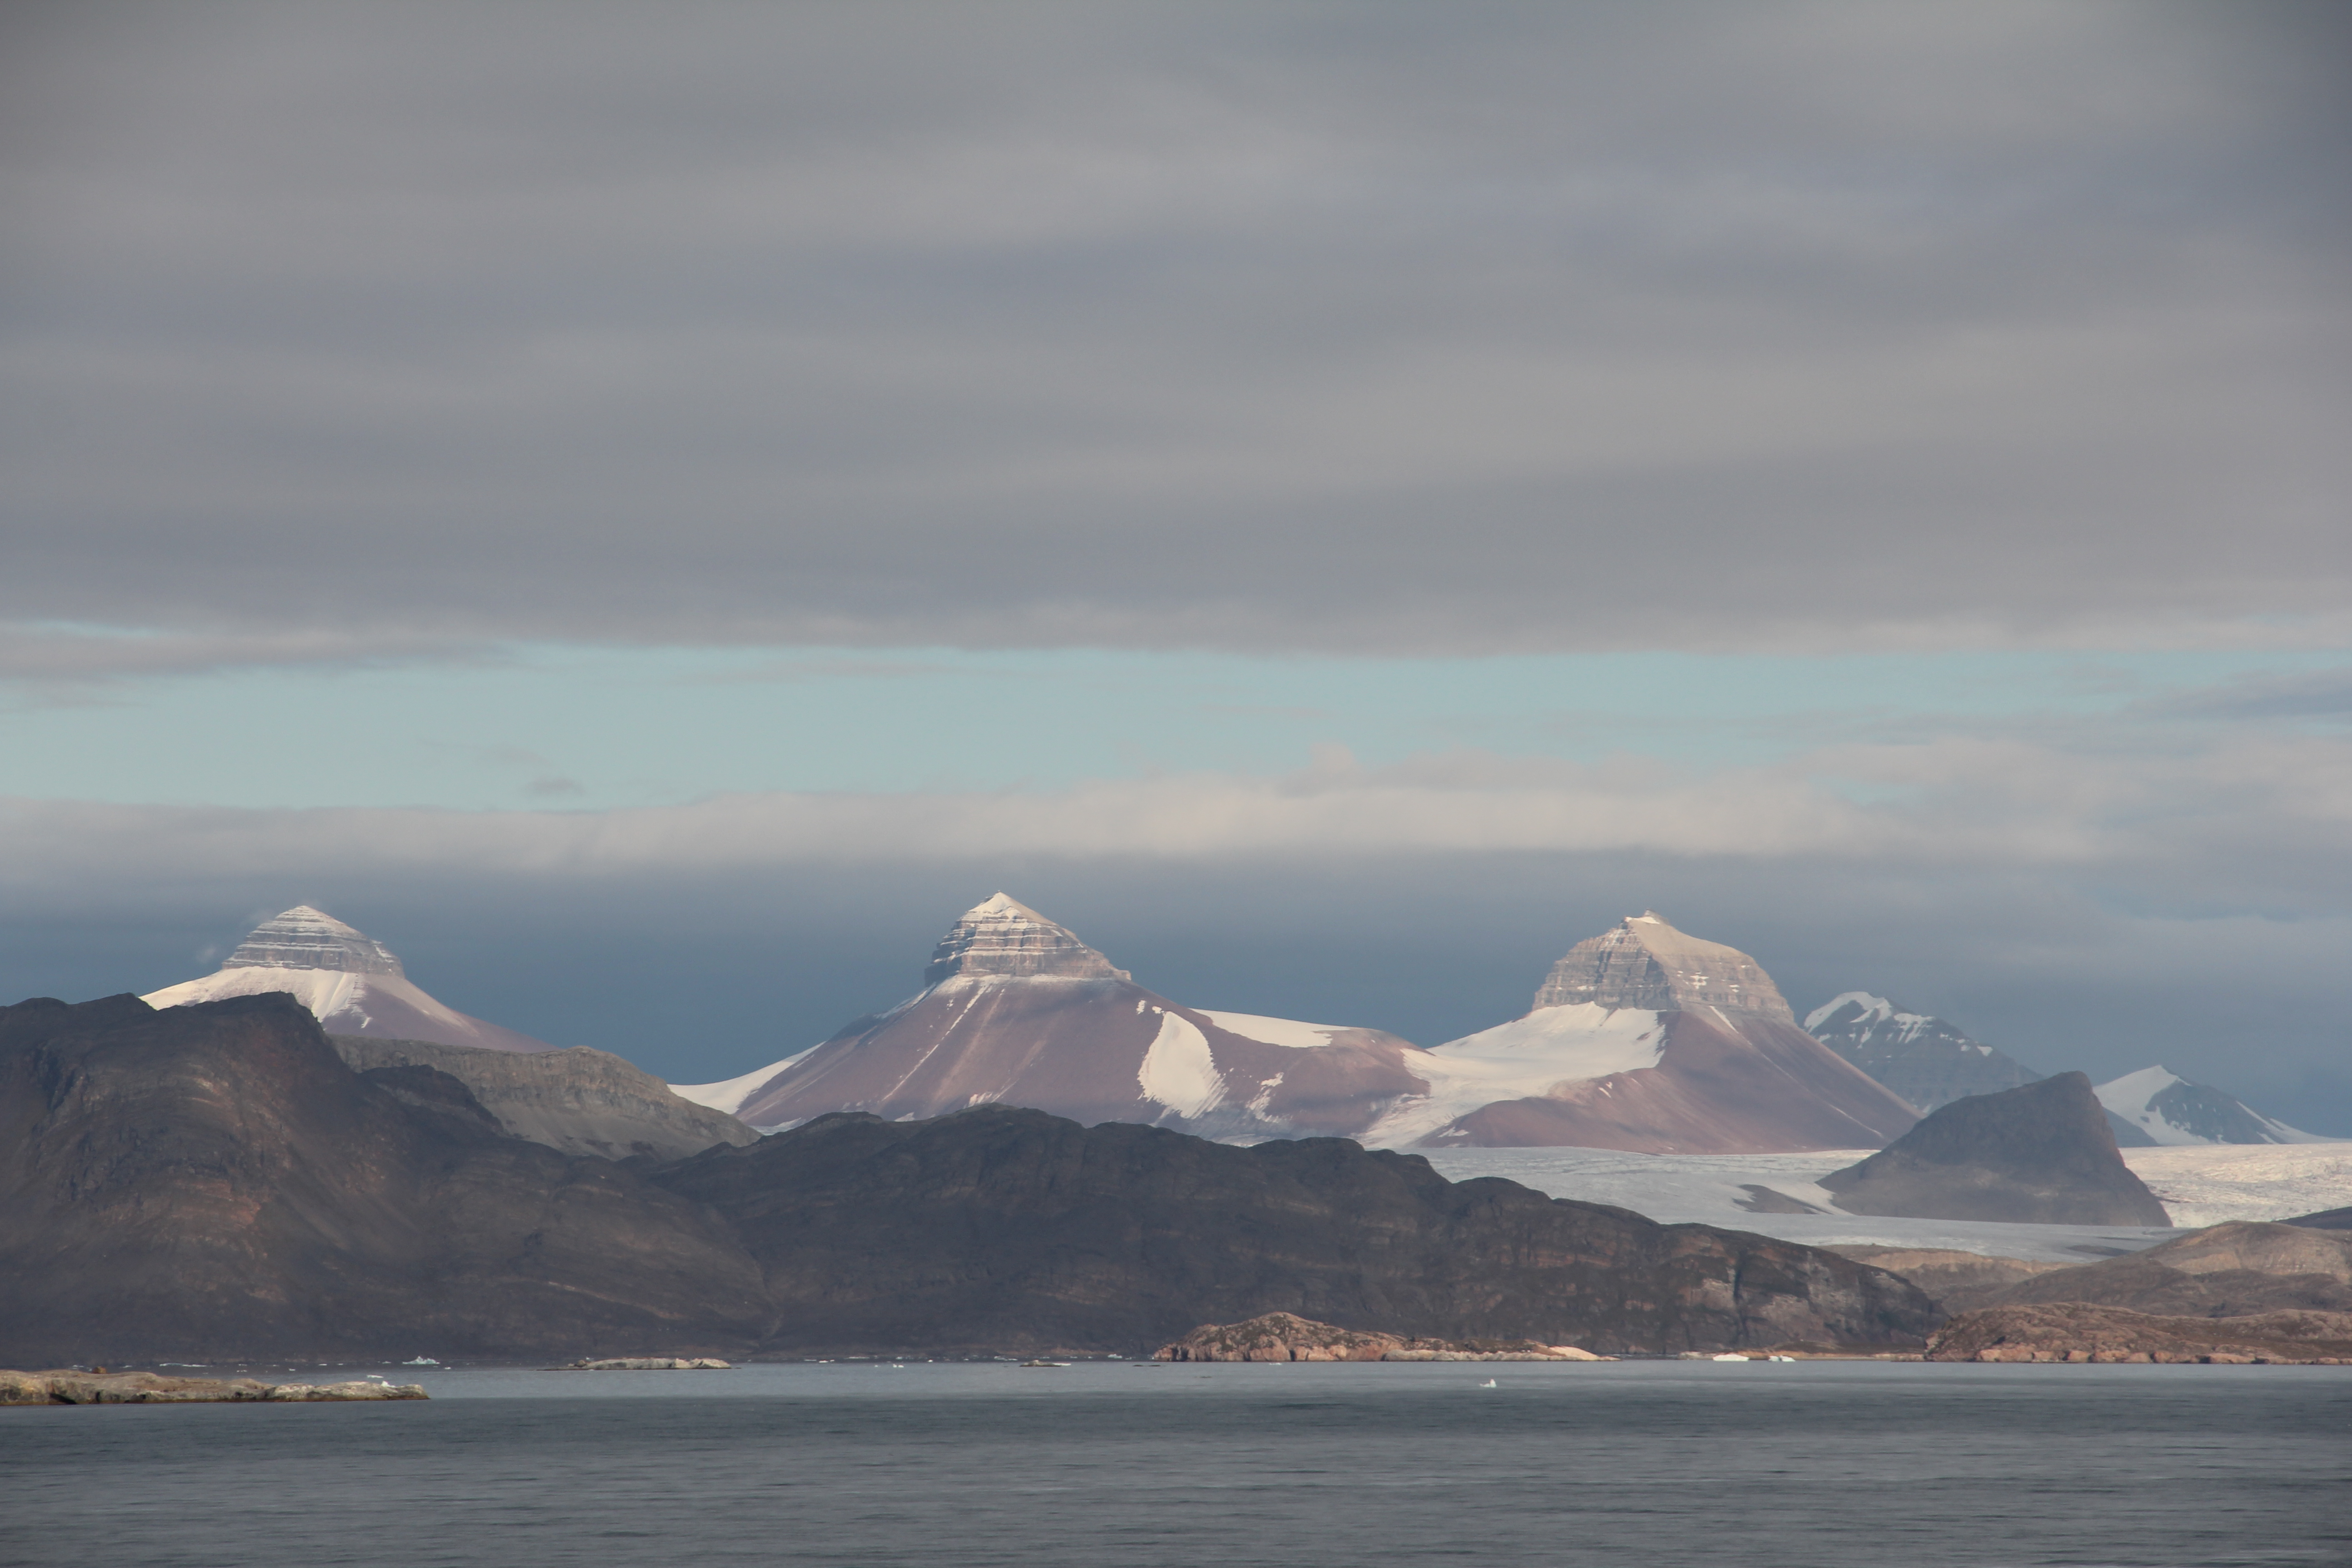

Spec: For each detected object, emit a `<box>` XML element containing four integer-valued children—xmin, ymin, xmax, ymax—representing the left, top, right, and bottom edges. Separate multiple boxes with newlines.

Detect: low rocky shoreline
<box><xmin>1</xmin><ymin>1369</ymin><xmax>428</xmax><ymax>1404</ymax></box>
<box><xmin>1926</xmin><ymin>1303</ymin><xmax>2352</xmax><ymax>1364</ymax></box>
<box><xmin>1156</xmin><ymin>1312</ymin><xmax>1611</xmax><ymax>1362</ymax></box>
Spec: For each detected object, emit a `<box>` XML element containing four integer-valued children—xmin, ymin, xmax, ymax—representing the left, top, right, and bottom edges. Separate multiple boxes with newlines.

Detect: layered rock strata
<box><xmin>1534</xmin><ymin>912</ymin><xmax>1794</xmax><ymax>1021</ymax></box>
<box><xmin>923</xmin><ymin>892</ymin><xmax>1132</xmax><ymax>984</ymax></box>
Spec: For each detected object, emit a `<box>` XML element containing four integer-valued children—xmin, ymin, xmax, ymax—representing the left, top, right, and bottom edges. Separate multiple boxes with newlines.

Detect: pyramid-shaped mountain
<box><xmin>674</xmin><ymin>894</ymin><xmax>1428</xmax><ymax>1139</ymax></box>
<box><xmin>143</xmin><ymin>906</ymin><xmax>559</xmax><ymax>1054</ymax></box>
<box><xmin>1362</xmin><ymin>913</ymin><xmax>1921</xmax><ymax>1153</ymax></box>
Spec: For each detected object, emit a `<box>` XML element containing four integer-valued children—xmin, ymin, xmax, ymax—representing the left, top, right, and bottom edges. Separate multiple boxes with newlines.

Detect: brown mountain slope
<box><xmin>1992</xmin><ymin>1222</ymin><xmax>2352</xmax><ymax>1317</ymax></box>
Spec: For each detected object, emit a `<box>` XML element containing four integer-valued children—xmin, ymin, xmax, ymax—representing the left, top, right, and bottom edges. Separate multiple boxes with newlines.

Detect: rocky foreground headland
<box><xmin>1</xmin><ymin>1369</ymin><xmax>427</xmax><ymax>1404</ymax></box>
<box><xmin>1925</xmin><ymin>1303</ymin><xmax>2352</xmax><ymax>1363</ymax></box>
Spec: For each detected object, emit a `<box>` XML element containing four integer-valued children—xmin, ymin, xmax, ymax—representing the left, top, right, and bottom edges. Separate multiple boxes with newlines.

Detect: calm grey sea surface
<box><xmin>3</xmin><ymin>1361</ymin><xmax>2346</xmax><ymax>1568</ymax></box>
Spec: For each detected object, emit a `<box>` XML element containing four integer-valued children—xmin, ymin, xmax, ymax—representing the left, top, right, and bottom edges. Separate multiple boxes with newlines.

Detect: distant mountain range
<box><xmin>1803</xmin><ymin>990</ymin><xmax>2320</xmax><ymax>1147</ymax></box>
<box><xmin>127</xmin><ymin>901</ymin><xmax>2328</xmax><ymax>1158</ymax></box>
<box><xmin>675</xmin><ymin>897</ymin><xmax>1919</xmax><ymax>1155</ymax></box>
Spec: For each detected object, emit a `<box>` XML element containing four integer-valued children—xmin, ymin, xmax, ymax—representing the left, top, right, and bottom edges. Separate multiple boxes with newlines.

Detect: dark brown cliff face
<box><xmin>650</xmin><ymin>1106</ymin><xmax>1938</xmax><ymax>1357</ymax></box>
<box><xmin>0</xmin><ymin>994</ymin><xmax>769</xmax><ymax>1366</ymax></box>
<box><xmin>1819</xmin><ymin>1072</ymin><xmax>2171</xmax><ymax>1225</ymax></box>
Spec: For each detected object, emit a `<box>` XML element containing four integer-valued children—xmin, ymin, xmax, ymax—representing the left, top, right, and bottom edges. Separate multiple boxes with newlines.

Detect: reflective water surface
<box><xmin>3</xmin><ymin>1360</ymin><xmax>2345</xmax><ymax>1567</ymax></box>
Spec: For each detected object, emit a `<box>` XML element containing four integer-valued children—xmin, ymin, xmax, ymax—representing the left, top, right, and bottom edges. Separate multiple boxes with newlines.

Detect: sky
<box><xmin>4</xmin><ymin>2</ymin><xmax>2349</xmax><ymax>1128</ymax></box>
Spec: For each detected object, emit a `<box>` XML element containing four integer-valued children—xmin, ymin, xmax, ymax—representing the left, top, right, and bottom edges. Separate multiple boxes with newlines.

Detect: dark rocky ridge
<box><xmin>0</xmin><ymin>994</ymin><xmax>770</xmax><ymax>1366</ymax></box>
<box><xmin>648</xmin><ymin>1106</ymin><xmax>1936</xmax><ymax>1356</ymax></box>
<box><xmin>1819</xmin><ymin>1073</ymin><xmax>2171</xmax><ymax>1225</ymax></box>
<box><xmin>0</xmin><ymin>993</ymin><xmax>1935</xmax><ymax>1362</ymax></box>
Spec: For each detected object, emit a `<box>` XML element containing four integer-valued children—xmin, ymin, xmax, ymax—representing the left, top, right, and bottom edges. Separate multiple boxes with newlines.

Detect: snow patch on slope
<box><xmin>670</xmin><ymin>1049</ymin><xmax>817</xmax><ymax>1117</ymax></box>
<box><xmin>1358</xmin><ymin>1003</ymin><xmax>1667</xmax><ymax>1149</ymax></box>
<box><xmin>1138</xmin><ymin>1008</ymin><xmax>1224</xmax><ymax>1119</ymax></box>
<box><xmin>1198</xmin><ymin>1010</ymin><xmax>1354</xmax><ymax>1050</ymax></box>
<box><xmin>144</xmin><ymin>965</ymin><xmax>455</xmax><ymax>1034</ymax></box>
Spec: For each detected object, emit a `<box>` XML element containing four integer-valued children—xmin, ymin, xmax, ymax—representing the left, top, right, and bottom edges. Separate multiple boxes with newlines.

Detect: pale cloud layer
<box><xmin>5</xmin><ymin>2</ymin><xmax>2347</xmax><ymax>659</ymax></box>
<box><xmin>9</xmin><ymin>717</ymin><xmax>2347</xmax><ymax>896</ymax></box>
<box><xmin>7</xmin><ymin>720</ymin><xmax>2350</xmax><ymax>1127</ymax></box>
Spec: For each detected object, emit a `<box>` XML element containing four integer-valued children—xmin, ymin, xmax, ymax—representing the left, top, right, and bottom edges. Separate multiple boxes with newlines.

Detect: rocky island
<box><xmin>1</xmin><ymin>1369</ymin><xmax>426</xmax><ymax>1403</ymax></box>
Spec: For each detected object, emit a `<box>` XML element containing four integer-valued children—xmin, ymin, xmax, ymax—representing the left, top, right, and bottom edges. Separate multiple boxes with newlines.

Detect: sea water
<box><xmin>2</xmin><ymin>1360</ymin><xmax>2345</xmax><ymax>1567</ymax></box>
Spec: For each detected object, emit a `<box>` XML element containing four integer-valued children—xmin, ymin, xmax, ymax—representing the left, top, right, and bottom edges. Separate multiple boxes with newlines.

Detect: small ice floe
<box><xmin>1020</xmin><ymin>1360</ymin><xmax>1071</xmax><ymax>1368</ymax></box>
<box><xmin>1767</xmin><ymin>1355</ymin><xmax>1797</xmax><ymax>1363</ymax></box>
<box><xmin>402</xmin><ymin>1357</ymin><xmax>440</xmax><ymax>1366</ymax></box>
<box><xmin>1711</xmin><ymin>1353</ymin><xmax>1751</xmax><ymax>1363</ymax></box>
<box><xmin>1479</xmin><ymin>1378</ymin><xmax>1499</xmax><ymax>1388</ymax></box>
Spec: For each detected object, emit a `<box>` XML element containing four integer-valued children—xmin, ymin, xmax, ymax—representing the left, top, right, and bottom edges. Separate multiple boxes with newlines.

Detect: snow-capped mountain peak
<box><xmin>922</xmin><ymin>893</ymin><xmax>1132</xmax><ymax>985</ymax></box>
<box><xmin>1805</xmin><ymin>991</ymin><xmax>1896</xmax><ymax>1032</ymax></box>
<box><xmin>223</xmin><ymin>905</ymin><xmax>403</xmax><ymax>976</ymax></box>
<box><xmin>144</xmin><ymin>906</ymin><xmax>557</xmax><ymax>1054</ymax></box>
<box><xmin>1532</xmin><ymin>911</ymin><xmax>1796</xmax><ymax>1024</ymax></box>
<box><xmin>2094</xmin><ymin>1066</ymin><xmax>2328</xmax><ymax>1147</ymax></box>
<box><xmin>1802</xmin><ymin>993</ymin><xmax>2038</xmax><ymax>1113</ymax></box>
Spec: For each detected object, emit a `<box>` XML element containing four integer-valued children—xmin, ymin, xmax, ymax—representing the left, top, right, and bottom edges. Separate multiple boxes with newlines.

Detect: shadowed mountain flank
<box><xmin>0</xmin><ymin>992</ymin><xmax>1935</xmax><ymax>1362</ymax></box>
<box><xmin>329</xmin><ymin>1035</ymin><xmax>756</xmax><ymax>1161</ymax></box>
<box><xmin>0</xmin><ymin>994</ymin><xmax>769</xmax><ymax>1366</ymax></box>
<box><xmin>1819</xmin><ymin>1073</ymin><xmax>2171</xmax><ymax>1225</ymax></box>
<box><xmin>648</xmin><ymin>1106</ymin><xmax>1936</xmax><ymax>1357</ymax></box>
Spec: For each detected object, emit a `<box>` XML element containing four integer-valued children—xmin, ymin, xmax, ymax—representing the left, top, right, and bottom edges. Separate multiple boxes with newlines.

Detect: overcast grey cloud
<box><xmin>5</xmin><ymin>1</ymin><xmax>2347</xmax><ymax>657</ymax></box>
